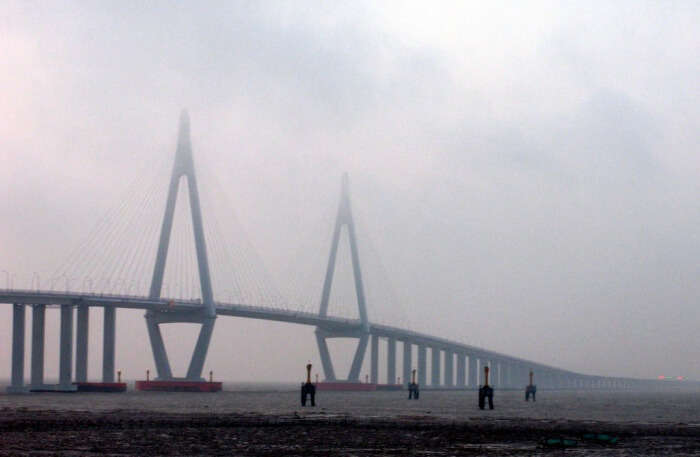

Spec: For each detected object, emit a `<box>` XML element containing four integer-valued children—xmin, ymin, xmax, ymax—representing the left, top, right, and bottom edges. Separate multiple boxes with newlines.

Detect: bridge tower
<box><xmin>146</xmin><ymin>110</ymin><xmax>216</xmax><ymax>381</ymax></box>
<box><xmin>315</xmin><ymin>173</ymin><xmax>370</xmax><ymax>382</ymax></box>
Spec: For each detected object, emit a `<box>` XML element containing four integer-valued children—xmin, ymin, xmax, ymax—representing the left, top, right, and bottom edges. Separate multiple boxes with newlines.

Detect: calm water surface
<box><xmin>1</xmin><ymin>383</ymin><xmax>698</xmax><ymax>425</ymax></box>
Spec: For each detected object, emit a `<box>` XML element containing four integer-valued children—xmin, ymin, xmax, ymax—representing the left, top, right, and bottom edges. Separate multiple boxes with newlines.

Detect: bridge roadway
<box><xmin>1</xmin><ymin>288</ymin><xmax>645</xmax><ymax>392</ymax></box>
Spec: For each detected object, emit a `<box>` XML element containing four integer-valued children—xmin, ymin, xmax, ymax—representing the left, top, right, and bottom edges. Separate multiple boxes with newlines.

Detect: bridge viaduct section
<box><xmin>2</xmin><ymin>291</ymin><xmax>645</xmax><ymax>392</ymax></box>
<box><xmin>1</xmin><ymin>112</ymin><xmax>647</xmax><ymax>392</ymax></box>
<box><xmin>6</xmin><ymin>302</ymin><xmax>116</xmax><ymax>392</ymax></box>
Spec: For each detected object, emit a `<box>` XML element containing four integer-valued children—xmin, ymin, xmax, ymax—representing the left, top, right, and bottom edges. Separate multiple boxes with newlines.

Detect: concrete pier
<box><xmin>444</xmin><ymin>350</ymin><xmax>454</xmax><ymax>387</ymax></box>
<box><xmin>103</xmin><ymin>307</ymin><xmax>116</xmax><ymax>382</ymax></box>
<box><xmin>76</xmin><ymin>305</ymin><xmax>89</xmax><ymax>382</ymax></box>
<box><xmin>402</xmin><ymin>341</ymin><xmax>411</xmax><ymax>387</ymax></box>
<box><xmin>387</xmin><ymin>337</ymin><xmax>396</xmax><ymax>384</ymax></box>
<box><xmin>456</xmin><ymin>353</ymin><xmax>465</xmax><ymax>387</ymax></box>
<box><xmin>59</xmin><ymin>304</ymin><xmax>73</xmax><ymax>387</ymax></box>
<box><xmin>468</xmin><ymin>356</ymin><xmax>477</xmax><ymax>387</ymax></box>
<box><xmin>417</xmin><ymin>345</ymin><xmax>427</xmax><ymax>387</ymax></box>
<box><xmin>8</xmin><ymin>304</ymin><xmax>25</xmax><ymax>392</ymax></box>
<box><xmin>370</xmin><ymin>334</ymin><xmax>378</xmax><ymax>384</ymax></box>
<box><xmin>30</xmin><ymin>304</ymin><xmax>45</xmax><ymax>388</ymax></box>
<box><xmin>504</xmin><ymin>364</ymin><xmax>512</xmax><ymax>388</ymax></box>
<box><xmin>431</xmin><ymin>347</ymin><xmax>440</xmax><ymax>386</ymax></box>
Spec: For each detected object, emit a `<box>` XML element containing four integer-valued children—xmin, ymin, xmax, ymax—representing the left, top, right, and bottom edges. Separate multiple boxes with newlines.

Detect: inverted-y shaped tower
<box><xmin>315</xmin><ymin>173</ymin><xmax>370</xmax><ymax>382</ymax></box>
<box><xmin>146</xmin><ymin>110</ymin><xmax>216</xmax><ymax>381</ymax></box>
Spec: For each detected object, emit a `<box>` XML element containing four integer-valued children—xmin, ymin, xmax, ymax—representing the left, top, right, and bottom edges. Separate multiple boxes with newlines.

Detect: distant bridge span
<box><xmin>2</xmin><ymin>112</ymin><xmax>649</xmax><ymax>392</ymax></box>
<box><xmin>1</xmin><ymin>288</ymin><xmax>642</xmax><ymax>391</ymax></box>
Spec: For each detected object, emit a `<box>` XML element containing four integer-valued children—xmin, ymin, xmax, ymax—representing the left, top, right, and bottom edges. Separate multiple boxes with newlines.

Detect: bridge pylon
<box><xmin>315</xmin><ymin>173</ymin><xmax>370</xmax><ymax>382</ymax></box>
<box><xmin>146</xmin><ymin>110</ymin><xmax>216</xmax><ymax>381</ymax></box>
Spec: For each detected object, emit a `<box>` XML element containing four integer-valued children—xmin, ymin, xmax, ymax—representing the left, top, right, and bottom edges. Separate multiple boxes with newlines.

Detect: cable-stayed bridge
<box><xmin>1</xmin><ymin>112</ymin><xmax>645</xmax><ymax>393</ymax></box>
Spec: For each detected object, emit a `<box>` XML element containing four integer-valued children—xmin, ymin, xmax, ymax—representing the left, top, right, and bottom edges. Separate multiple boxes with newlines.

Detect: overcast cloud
<box><xmin>1</xmin><ymin>1</ymin><xmax>698</xmax><ymax>382</ymax></box>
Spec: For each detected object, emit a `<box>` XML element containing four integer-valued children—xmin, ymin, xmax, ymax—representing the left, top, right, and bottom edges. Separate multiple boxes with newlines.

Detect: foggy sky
<box><xmin>1</xmin><ymin>1</ymin><xmax>698</xmax><ymax>382</ymax></box>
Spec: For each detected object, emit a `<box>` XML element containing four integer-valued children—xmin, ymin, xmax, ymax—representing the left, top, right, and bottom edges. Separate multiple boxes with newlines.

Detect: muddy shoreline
<box><xmin>0</xmin><ymin>408</ymin><xmax>698</xmax><ymax>456</ymax></box>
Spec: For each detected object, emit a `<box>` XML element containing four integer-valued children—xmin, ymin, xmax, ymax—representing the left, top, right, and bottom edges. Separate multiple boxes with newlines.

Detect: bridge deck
<box><xmin>0</xmin><ymin>289</ymin><xmax>598</xmax><ymax>379</ymax></box>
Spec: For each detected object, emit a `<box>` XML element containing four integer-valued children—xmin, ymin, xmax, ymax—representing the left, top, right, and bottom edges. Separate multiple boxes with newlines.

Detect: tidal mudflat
<box><xmin>0</xmin><ymin>386</ymin><xmax>698</xmax><ymax>455</ymax></box>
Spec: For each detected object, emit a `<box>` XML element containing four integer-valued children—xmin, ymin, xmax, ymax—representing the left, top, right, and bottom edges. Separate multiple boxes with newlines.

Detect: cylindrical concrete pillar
<box><xmin>10</xmin><ymin>304</ymin><xmax>25</xmax><ymax>391</ymax></box>
<box><xmin>444</xmin><ymin>350</ymin><xmax>454</xmax><ymax>387</ymax></box>
<box><xmin>417</xmin><ymin>345</ymin><xmax>427</xmax><ymax>386</ymax></box>
<box><xmin>370</xmin><ymin>334</ymin><xmax>378</xmax><ymax>384</ymax></box>
<box><xmin>431</xmin><ymin>347</ymin><xmax>441</xmax><ymax>386</ymax></box>
<box><xmin>456</xmin><ymin>353</ymin><xmax>466</xmax><ymax>387</ymax></box>
<box><xmin>31</xmin><ymin>304</ymin><xmax>45</xmax><ymax>388</ymax></box>
<box><xmin>387</xmin><ymin>337</ymin><xmax>396</xmax><ymax>384</ymax></box>
<box><xmin>103</xmin><ymin>307</ymin><xmax>116</xmax><ymax>382</ymax></box>
<box><xmin>501</xmin><ymin>363</ymin><xmax>510</xmax><ymax>388</ymax></box>
<box><xmin>402</xmin><ymin>341</ymin><xmax>412</xmax><ymax>387</ymax></box>
<box><xmin>59</xmin><ymin>304</ymin><xmax>73</xmax><ymax>386</ymax></box>
<box><xmin>76</xmin><ymin>305</ymin><xmax>89</xmax><ymax>382</ymax></box>
<box><xmin>491</xmin><ymin>361</ymin><xmax>500</xmax><ymax>386</ymax></box>
<box><xmin>508</xmin><ymin>364</ymin><xmax>515</xmax><ymax>388</ymax></box>
<box><xmin>468</xmin><ymin>355</ymin><xmax>477</xmax><ymax>387</ymax></box>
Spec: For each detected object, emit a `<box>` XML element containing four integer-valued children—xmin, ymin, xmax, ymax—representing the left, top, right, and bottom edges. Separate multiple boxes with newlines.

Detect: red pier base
<box><xmin>135</xmin><ymin>380</ymin><xmax>222</xmax><ymax>392</ymax></box>
<box><xmin>74</xmin><ymin>382</ymin><xmax>127</xmax><ymax>393</ymax></box>
<box><xmin>316</xmin><ymin>382</ymin><xmax>377</xmax><ymax>392</ymax></box>
<box><xmin>376</xmin><ymin>383</ymin><xmax>403</xmax><ymax>391</ymax></box>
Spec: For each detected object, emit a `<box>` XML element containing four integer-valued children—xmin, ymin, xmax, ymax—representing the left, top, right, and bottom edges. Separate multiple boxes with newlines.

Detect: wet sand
<box><xmin>0</xmin><ymin>387</ymin><xmax>698</xmax><ymax>455</ymax></box>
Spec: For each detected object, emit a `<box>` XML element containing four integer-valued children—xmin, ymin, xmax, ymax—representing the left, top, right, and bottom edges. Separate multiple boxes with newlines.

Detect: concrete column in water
<box><xmin>503</xmin><ymin>364</ymin><xmax>511</xmax><ymax>388</ymax></box>
<box><xmin>417</xmin><ymin>345</ymin><xmax>427</xmax><ymax>386</ymax></box>
<box><xmin>431</xmin><ymin>347</ymin><xmax>441</xmax><ymax>386</ymax></box>
<box><xmin>402</xmin><ymin>341</ymin><xmax>412</xmax><ymax>387</ymax></box>
<box><xmin>75</xmin><ymin>305</ymin><xmax>89</xmax><ymax>382</ymax></box>
<box><xmin>31</xmin><ymin>304</ymin><xmax>45</xmax><ymax>388</ymax></box>
<box><xmin>491</xmin><ymin>361</ymin><xmax>500</xmax><ymax>386</ymax></box>
<box><xmin>9</xmin><ymin>304</ymin><xmax>25</xmax><ymax>392</ymax></box>
<box><xmin>103</xmin><ymin>307</ymin><xmax>116</xmax><ymax>382</ymax></box>
<box><xmin>445</xmin><ymin>350</ymin><xmax>455</xmax><ymax>387</ymax></box>
<box><xmin>59</xmin><ymin>304</ymin><xmax>73</xmax><ymax>386</ymax></box>
<box><xmin>456</xmin><ymin>353</ymin><xmax>466</xmax><ymax>387</ymax></box>
<box><xmin>387</xmin><ymin>337</ymin><xmax>396</xmax><ymax>384</ymax></box>
<box><xmin>468</xmin><ymin>355</ymin><xmax>477</xmax><ymax>387</ymax></box>
<box><xmin>370</xmin><ymin>334</ymin><xmax>378</xmax><ymax>384</ymax></box>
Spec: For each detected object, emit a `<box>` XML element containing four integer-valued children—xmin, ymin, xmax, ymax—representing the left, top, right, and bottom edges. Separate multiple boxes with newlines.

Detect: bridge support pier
<box><xmin>315</xmin><ymin>331</ymin><xmax>336</xmax><ymax>381</ymax></box>
<box><xmin>187</xmin><ymin>317</ymin><xmax>216</xmax><ymax>380</ymax></box>
<box><xmin>431</xmin><ymin>347</ymin><xmax>440</xmax><ymax>387</ymax></box>
<box><xmin>8</xmin><ymin>304</ymin><xmax>25</xmax><ymax>393</ymax></box>
<box><xmin>417</xmin><ymin>345</ymin><xmax>427</xmax><ymax>387</ymax></box>
<box><xmin>31</xmin><ymin>304</ymin><xmax>45</xmax><ymax>388</ymax></box>
<box><xmin>315</xmin><ymin>173</ymin><xmax>370</xmax><ymax>384</ymax></box>
<box><xmin>76</xmin><ymin>305</ymin><xmax>89</xmax><ymax>382</ymax></box>
<box><xmin>103</xmin><ymin>307</ymin><xmax>116</xmax><ymax>382</ymax></box>
<box><xmin>144</xmin><ymin>112</ymin><xmax>217</xmax><ymax>383</ymax></box>
<box><xmin>370</xmin><ymin>334</ymin><xmax>378</xmax><ymax>384</ymax></box>
<box><xmin>146</xmin><ymin>315</ymin><xmax>173</xmax><ymax>380</ymax></box>
<box><xmin>59</xmin><ymin>304</ymin><xmax>73</xmax><ymax>387</ymax></box>
<box><xmin>445</xmin><ymin>350</ymin><xmax>454</xmax><ymax>387</ymax></box>
<box><xmin>456</xmin><ymin>354</ymin><xmax>465</xmax><ymax>387</ymax></box>
<box><xmin>402</xmin><ymin>341</ymin><xmax>412</xmax><ymax>388</ymax></box>
<box><xmin>468</xmin><ymin>356</ymin><xmax>477</xmax><ymax>388</ymax></box>
<box><xmin>500</xmin><ymin>363</ymin><xmax>508</xmax><ymax>387</ymax></box>
<box><xmin>387</xmin><ymin>338</ymin><xmax>396</xmax><ymax>384</ymax></box>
